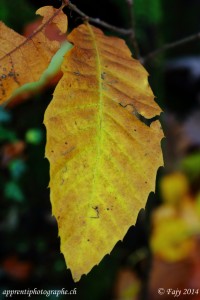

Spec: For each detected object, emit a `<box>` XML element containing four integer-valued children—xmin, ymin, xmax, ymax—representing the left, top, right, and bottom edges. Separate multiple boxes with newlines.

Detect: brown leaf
<box><xmin>149</xmin><ymin>240</ymin><xmax>200</xmax><ymax>300</ymax></box>
<box><xmin>0</xmin><ymin>141</ymin><xmax>26</xmax><ymax>166</ymax></box>
<box><xmin>2</xmin><ymin>255</ymin><xmax>32</xmax><ymax>280</ymax></box>
<box><xmin>0</xmin><ymin>5</ymin><xmax>67</xmax><ymax>104</ymax></box>
<box><xmin>113</xmin><ymin>268</ymin><xmax>141</xmax><ymax>300</ymax></box>
<box><xmin>23</xmin><ymin>18</ymin><xmax>67</xmax><ymax>43</ymax></box>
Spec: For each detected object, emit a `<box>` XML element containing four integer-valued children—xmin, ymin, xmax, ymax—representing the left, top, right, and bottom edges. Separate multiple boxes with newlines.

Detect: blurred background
<box><xmin>0</xmin><ymin>0</ymin><xmax>200</xmax><ymax>299</ymax></box>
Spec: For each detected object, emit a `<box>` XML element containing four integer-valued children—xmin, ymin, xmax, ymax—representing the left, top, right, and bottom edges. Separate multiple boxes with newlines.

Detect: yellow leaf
<box><xmin>44</xmin><ymin>23</ymin><xmax>163</xmax><ymax>281</ymax></box>
<box><xmin>151</xmin><ymin>174</ymin><xmax>200</xmax><ymax>262</ymax></box>
<box><xmin>151</xmin><ymin>213</ymin><xmax>196</xmax><ymax>261</ymax></box>
<box><xmin>160</xmin><ymin>172</ymin><xmax>189</xmax><ymax>205</ymax></box>
<box><xmin>0</xmin><ymin>5</ymin><xmax>67</xmax><ymax>104</ymax></box>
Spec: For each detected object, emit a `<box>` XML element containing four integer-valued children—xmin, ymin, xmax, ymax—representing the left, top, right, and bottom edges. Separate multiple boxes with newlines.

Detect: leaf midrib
<box><xmin>87</xmin><ymin>23</ymin><xmax>104</xmax><ymax>215</ymax></box>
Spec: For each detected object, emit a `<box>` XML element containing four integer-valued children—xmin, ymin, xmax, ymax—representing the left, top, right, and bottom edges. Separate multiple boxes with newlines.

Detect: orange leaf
<box><xmin>0</xmin><ymin>5</ymin><xmax>68</xmax><ymax>104</ymax></box>
<box><xmin>2</xmin><ymin>255</ymin><xmax>32</xmax><ymax>280</ymax></box>
<box><xmin>114</xmin><ymin>268</ymin><xmax>141</xmax><ymax>300</ymax></box>
<box><xmin>0</xmin><ymin>141</ymin><xmax>26</xmax><ymax>166</ymax></box>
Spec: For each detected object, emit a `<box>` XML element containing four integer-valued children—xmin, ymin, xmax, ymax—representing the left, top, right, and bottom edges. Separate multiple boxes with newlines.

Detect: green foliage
<box><xmin>181</xmin><ymin>153</ymin><xmax>200</xmax><ymax>181</ymax></box>
<box><xmin>25</xmin><ymin>128</ymin><xmax>43</xmax><ymax>145</ymax></box>
<box><xmin>0</xmin><ymin>106</ymin><xmax>11</xmax><ymax>122</ymax></box>
<box><xmin>4</xmin><ymin>181</ymin><xmax>25</xmax><ymax>202</ymax></box>
<box><xmin>0</xmin><ymin>126</ymin><xmax>17</xmax><ymax>142</ymax></box>
<box><xmin>9</xmin><ymin>159</ymin><xmax>27</xmax><ymax>180</ymax></box>
<box><xmin>134</xmin><ymin>0</ymin><xmax>162</xmax><ymax>24</ymax></box>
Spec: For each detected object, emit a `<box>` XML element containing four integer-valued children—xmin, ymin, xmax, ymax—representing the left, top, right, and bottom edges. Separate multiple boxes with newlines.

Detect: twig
<box><xmin>64</xmin><ymin>0</ymin><xmax>140</xmax><ymax>57</ymax></box>
<box><xmin>63</xmin><ymin>0</ymin><xmax>200</xmax><ymax>64</ymax></box>
<box><xmin>125</xmin><ymin>0</ymin><xmax>140</xmax><ymax>59</ymax></box>
<box><xmin>0</xmin><ymin>3</ymin><xmax>66</xmax><ymax>63</ymax></box>
<box><xmin>142</xmin><ymin>32</ymin><xmax>200</xmax><ymax>64</ymax></box>
<box><xmin>63</xmin><ymin>0</ymin><xmax>132</xmax><ymax>35</ymax></box>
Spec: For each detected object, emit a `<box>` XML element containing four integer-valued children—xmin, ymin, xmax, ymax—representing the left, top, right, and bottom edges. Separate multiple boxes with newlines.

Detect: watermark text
<box><xmin>2</xmin><ymin>288</ymin><xmax>77</xmax><ymax>298</ymax></box>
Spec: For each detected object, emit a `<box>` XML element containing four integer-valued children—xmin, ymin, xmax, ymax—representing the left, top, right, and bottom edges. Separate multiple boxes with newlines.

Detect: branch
<box><xmin>63</xmin><ymin>0</ymin><xmax>132</xmax><ymax>36</ymax></box>
<box><xmin>0</xmin><ymin>4</ymin><xmax>66</xmax><ymax>63</ymax></box>
<box><xmin>63</xmin><ymin>0</ymin><xmax>140</xmax><ymax>57</ymax></box>
<box><xmin>63</xmin><ymin>0</ymin><xmax>200</xmax><ymax>64</ymax></box>
<box><xmin>125</xmin><ymin>0</ymin><xmax>140</xmax><ymax>59</ymax></box>
<box><xmin>142</xmin><ymin>32</ymin><xmax>200</xmax><ymax>63</ymax></box>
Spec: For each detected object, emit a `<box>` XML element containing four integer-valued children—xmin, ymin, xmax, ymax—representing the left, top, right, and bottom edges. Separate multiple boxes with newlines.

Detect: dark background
<box><xmin>1</xmin><ymin>0</ymin><xmax>200</xmax><ymax>299</ymax></box>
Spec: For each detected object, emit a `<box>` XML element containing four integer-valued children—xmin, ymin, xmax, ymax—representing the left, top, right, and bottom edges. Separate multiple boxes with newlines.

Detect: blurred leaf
<box><xmin>151</xmin><ymin>213</ymin><xmax>196</xmax><ymax>261</ymax></box>
<box><xmin>114</xmin><ymin>268</ymin><xmax>141</xmax><ymax>300</ymax></box>
<box><xmin>181</xmin><ymin>152</ymin><xmax>200</xmax><ymax>181</ymax></box>
<box><xmin>0</xmin><ymin>141</ymin><xmax>25</xmax><ymax>166</ymax></box>
<box><xmin>9</xmin><ymin>159</ymin><xmax>27</xmax><ymax>180</ymax></box>
<box><xmin>160</xmin><ymin>172</ymin><xmax>189</xmax><ymax>205</ymax></box>
<box><xmin>151</xmin><ymin>172</ymin><xmax>200</xmax><ymax>262</ymax></box>
<box><xmin>2</xmin><ymin>255</ymin><xmax>32</xmax><ymax>280</ymax></box>
<box><xmin>4</xmin><ymin>181</ymin><xmax>24</xmax><ymax>202</ymax></box>
<box><xmin>26</xmin><ymin>128</ymin><xmax>43</xmax><ymax>145</ymax></box>
<box><xmin>149</xmin><ymin>248</ymin><xmax>200</xmax><ymax>300</ymax></box>
<box><xmin>0</xmin><ymin>106</ymin><xmax>11</xmax><ymax>123</ymax></box>
<box><xmin>127</xmin><ymin>248</ymin><xmax>148</xmax><ymax>267</ymax></box>
<box><xmin>0</xmin><ymin>126</ymin><xmax>17</xmax><ymax>142</ymax></box>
